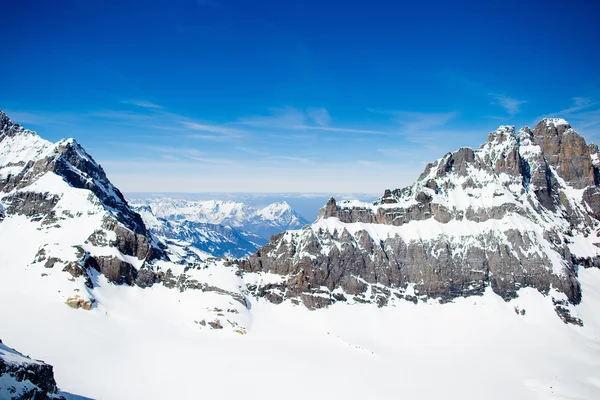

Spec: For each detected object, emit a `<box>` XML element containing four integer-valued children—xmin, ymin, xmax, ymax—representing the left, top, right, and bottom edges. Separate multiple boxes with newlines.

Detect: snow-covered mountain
<box><xmin>1</xmin><ymin>110</ymin><xmax>600</xmax><ymax>399</ymax></box>
<box><xmin>128</xmin><ymin>198</ymin><xmax>308</xmax><ymax>261</ymax></box>
<box><xmin>132</xmin><ymin>197</ymin><xmax>308</xmax><ymax>240</ymax></box>
<box><xmin>133</xmin><ymin>203</ymin><xmax>266</xmax><ymax>261</ymax></box>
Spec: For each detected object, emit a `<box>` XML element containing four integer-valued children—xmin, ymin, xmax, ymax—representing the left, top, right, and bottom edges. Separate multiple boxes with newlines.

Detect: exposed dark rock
<box><xmin>532</xmin><ymin>119</ymin><xmax>595</xmax><ymax>189</ymax></box>
<box><xmin>86</xmin><ymin>256</ymin><xmax>138</xmax><ymax>286</ymax></box>
<box><xmin>208</xmin><ymin>320</ymin><xmax>223</xmax><ymax>329</ymax></box>
<box><xmin>44</xmin><ymin>257</ymin><xmax>61</xmax><ymax>269</ymax></box>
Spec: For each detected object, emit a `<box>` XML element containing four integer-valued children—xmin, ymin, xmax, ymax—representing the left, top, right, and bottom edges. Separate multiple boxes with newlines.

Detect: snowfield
<box><xmin>0</xmin><ymin>215</ymin><xmax>599</xmax><ymax>399</ymax></box>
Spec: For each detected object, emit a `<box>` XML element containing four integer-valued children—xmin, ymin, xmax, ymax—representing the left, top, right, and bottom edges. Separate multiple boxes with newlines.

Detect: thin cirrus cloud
<box><xmin>490</xmin><ymin>94</ymin><xmax>527</xmax><ymax>116</ymax></box>
<box><xmin>367</xmin><ymin>108</ymin><xmax>459</xmax><ymax>134</ymax></box>
<box><xmin>551</xmin><ymin>97</ymin><xmax>600</xmax><ymax>132</ymax></box>
<box><xmin>306</xmin><ymin>108</ymin><xmax>331</xmax><ymax>126</ymax></box>
<box><xmin>295</xmin><ymin>125</ymin><xmax>387</xmax><ymax>134</ymax></box>
<box><xmin>557</xmin><ymin>97</ymin><xmax>597</xmax><ymax>116</ymax></box>
<box><xmin>238</xmin><ymin>107</ymin><xmax>386</xmax><ymax>135</ymax></box>
<box><xmin>267</xmin><ymin>155</ymin><xmax>312</xmax><ymax>163</ymax></box>
<box><xmin>120</xmin><ymin>100</ymin><xmax>163</xmax><ymax>109</ymax></box>
<box><xmin>181</xmin><ymin>122</ymin><xmax>244</xmax><ymax>135</ymax></box>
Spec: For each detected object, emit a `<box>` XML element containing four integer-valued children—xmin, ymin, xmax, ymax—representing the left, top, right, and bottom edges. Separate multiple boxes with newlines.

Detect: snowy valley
<box><xmin>1</xmin><ymin>110</ymin><xmax>600</xmax><ymax>399</ymax></box>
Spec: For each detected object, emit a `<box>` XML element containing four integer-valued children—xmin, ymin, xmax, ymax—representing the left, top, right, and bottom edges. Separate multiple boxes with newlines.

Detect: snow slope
<box><xmin>0</xmin><ymin>228</ymin><xmax>599</xmax><ymax>399</ymax></box>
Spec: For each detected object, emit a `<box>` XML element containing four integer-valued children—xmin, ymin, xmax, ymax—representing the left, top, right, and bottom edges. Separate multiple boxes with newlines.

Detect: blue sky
<box><xmin>2</xmin><ymin>0</ymin><xmax>600</xmax><ymax>193</ymax></box>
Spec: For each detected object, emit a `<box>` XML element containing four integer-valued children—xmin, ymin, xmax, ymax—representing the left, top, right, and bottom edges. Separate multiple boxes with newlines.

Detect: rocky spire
<box><xmin>532</xmin><ymin>118</ymin><xmax>594</xmax><ymax>189</ymax></box>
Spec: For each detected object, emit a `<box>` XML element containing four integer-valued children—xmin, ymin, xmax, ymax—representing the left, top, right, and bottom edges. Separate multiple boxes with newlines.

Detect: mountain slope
<box><xmin>238</xmin><ymin>119</ymin><xmax>599</xmax><ymax>322</ymax></box>
<box><xmin>0</xmin><ymin>110</ymin><xmax>251</xmax><ymax>325</ymax></box>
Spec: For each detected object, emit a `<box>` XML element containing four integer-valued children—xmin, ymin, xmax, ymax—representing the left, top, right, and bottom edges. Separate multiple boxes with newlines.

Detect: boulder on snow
<box><xmin>65</xmin><ymin>295</ymin><xmax>93</xmax><ymax>310</ymax></box>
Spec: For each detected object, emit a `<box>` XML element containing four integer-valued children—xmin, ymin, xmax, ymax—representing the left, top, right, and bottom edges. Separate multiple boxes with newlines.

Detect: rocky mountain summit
<box><xmin>0</xmin><ymin>110</ymin><xmax>167</xmax><ymax>290</ymax></box>
<box><xmin>0</xmin><ymin>339</ymin><xmax>66</xmax><ymax>399</ymax></box>
<box><xmin>0</xmin><ymin>110</ymin><xmax>251</xmax><ymax>310</ymax></box>
<box><xmin>237</xmin><ymin>119</ymin><xmax>600</xmax><ymax>322</ymax></box>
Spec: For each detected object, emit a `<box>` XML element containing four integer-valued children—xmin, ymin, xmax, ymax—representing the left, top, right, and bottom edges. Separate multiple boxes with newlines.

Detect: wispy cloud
<box><xmin>239</xmin><ymin>107</ymin><xmax>386</xmax><ymax>135</ymax></box>
<box><xmin>89</xmin><ymin>110</ymin><xmax>155</xmax><ymax>121</ymax></box>
<box><xmin>549</xmin><ymin>97</ymin><xmax>600</xmax><ymax>133</ymax></box>
<box><xmin>377</xmin><ymin>148</ymin><xmax>414</xmax><ymax>157</ymax></box>
<box><xmin>490</xmin><ymin>94</ymin><xmax>527</xmax><ymax>116</ymax></box>
<box><xmin>267</xmin><ymin>155</ymin><xmax>312</xmax><ymax>163</ymax></box>
<box><xmin>187</xmin><ymin>156</ymin><xmax>236</xmax><ymax>164</ymax></box>
<box><xmin>558</xmin><ymin>97</ymin><xmax>596</xmax><ymax>115</ymax></box>
<box><xmin>235</xmin><ymin>146</ymin><xmax>270</xmax><ymax>156</ymax></box>
<box><xmin>121</xmin><ymin>100</ymin><xmax>163</xmax><ymax>109</ymax></box>
<box><xmin>295</xmin><ymin>125</ymin><xmax>387</xmax><ymax>134</ymax></box>
<box><xmin>182</xmin><ymin>122</ymin><xmax>243</xmax><ymax>135</ymax></box>
<box><xmin>239</xmin><ymin>107</ymin><xmax>307</xmax><ymax>128</ymax></box>
<box><xmin>368</xmin><ymin>109</ymin><xmax>459</xmax><ymax>132</ymax></box>
<box><xmin>358</xmin><ymin>160</ymin><xmax>382</xmax><ymax>167</ymax></box>
<box><xmin>306</xmin><ymin>108</ymin><xmax>331</xmax><ymax>127</ymax></box>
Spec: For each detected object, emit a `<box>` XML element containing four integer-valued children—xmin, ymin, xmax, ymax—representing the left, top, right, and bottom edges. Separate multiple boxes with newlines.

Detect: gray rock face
<box><xmin>532</xmin><ymin>119</ymin><xmax>595</xmax><ymax>189</ymax></box>
<box><xmin>236</xmin><ymin>120</ymin><xmax>599</xmax><ymax>315</ymax></box>
<box><xmin>0</xmin><ymin>339</ymin><xmax>66</xmax><ymax>399</ymax></box>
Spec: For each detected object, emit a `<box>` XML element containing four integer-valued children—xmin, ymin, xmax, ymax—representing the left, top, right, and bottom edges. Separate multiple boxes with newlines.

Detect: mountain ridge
<box><xmin>237</xmin><ymin>118</ymin><xmax>600</xmax><ymax>321</ymax></box>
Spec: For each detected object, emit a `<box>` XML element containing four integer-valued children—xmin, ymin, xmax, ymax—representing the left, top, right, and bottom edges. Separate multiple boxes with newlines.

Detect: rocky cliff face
<box><xmin>236</xmin><ymin>119</ymin><xmax>599</xmax><ymax>321</ymax></box>
<box><xmin>0</xmin><ymin>339</ymin><xmax>66</xmax><ymax>399</ymax></box>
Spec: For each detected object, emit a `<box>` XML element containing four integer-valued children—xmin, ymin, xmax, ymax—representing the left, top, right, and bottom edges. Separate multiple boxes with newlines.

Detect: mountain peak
<box><xmin>262</xmin><ymin>201</ymin><xmax>291</xmax><ymax>211</ymax></box>
<box><xmin>0</xmin><ymin>110</ymin><xmax>38</xmax><ymax>140</ymax></box>
<box><xmin>534</xmin><ymin>118</ymin><xmax>571</xmax><ymax>136</ymax></box>
<box><xmin>0</xmin><ymin>109</ymin><xmax>10</xmax><ymax>126</ymax></box>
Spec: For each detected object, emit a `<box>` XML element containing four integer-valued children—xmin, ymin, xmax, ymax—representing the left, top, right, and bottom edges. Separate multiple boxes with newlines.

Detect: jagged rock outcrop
<box><xmin>0</xmin><ymin>339</ymin><xmax>66</xmax><ymax>399</ymax></box>
<box><xmin>237</xmin><ymin>119</ymin><xmax>600</xmax><ymax>317</ymax></box>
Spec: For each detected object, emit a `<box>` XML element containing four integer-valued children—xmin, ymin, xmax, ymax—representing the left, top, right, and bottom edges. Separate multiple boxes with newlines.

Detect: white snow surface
<box><xmin>1</xmin><ymin>213</ymin><xmax>600</xmax><ymax>399</ymax></box>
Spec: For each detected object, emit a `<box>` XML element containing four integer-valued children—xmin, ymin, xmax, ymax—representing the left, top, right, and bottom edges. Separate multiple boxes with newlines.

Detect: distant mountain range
<box><xmin>130</xmin><ymin>198</ymin><xmax>309</xmax><ymax>260</ymax></box>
